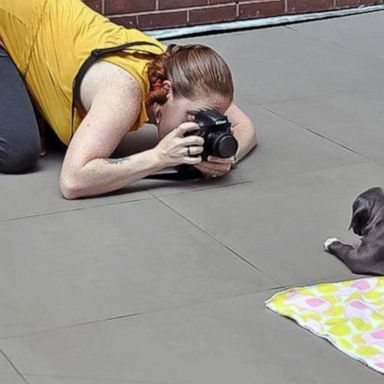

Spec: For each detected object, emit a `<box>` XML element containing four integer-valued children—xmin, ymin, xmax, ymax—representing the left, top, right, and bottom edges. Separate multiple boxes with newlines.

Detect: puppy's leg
<box><xmin>324</xmin><ymin>239</ymin><xmax>354</xmax><ymax>263</ymax></box>
<box><xmin>324</xmin><ymin>238</ymin><xmax>380</xmax><ymax>275</ymax></box>
<box><xmin>324</xmin><ymin>238</ymin><xmax>340</xmax><ymax>251</ymax></box>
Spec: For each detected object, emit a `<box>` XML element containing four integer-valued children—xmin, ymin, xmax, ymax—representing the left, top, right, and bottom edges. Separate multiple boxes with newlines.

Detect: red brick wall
<box><xmin>84</xmin><ymin>0</ymin><xmax>383</xmax><ymax>30</ymax></box>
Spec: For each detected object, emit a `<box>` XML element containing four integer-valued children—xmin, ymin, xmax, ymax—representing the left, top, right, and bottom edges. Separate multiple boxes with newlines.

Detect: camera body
<box><xmin>185</xmin><ymin>109</ymin><xmax>238</xmax><ymax>161</ymax></box>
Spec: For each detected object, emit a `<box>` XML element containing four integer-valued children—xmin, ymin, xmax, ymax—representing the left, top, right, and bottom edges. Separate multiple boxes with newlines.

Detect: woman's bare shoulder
<box><xmin>79</xmin><ymin>60</ymin><xmax>141</xmax><ymax>112</ymax></box>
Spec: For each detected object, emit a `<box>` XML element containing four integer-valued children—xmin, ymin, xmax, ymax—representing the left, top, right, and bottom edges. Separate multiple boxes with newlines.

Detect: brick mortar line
<box><xmin>237</xmin><ymin>0</ymin><xmax>283</xmax><ymax>4</ymax></box>
<box><xmin>107</xmin><ymin>3</ymin><xmax>238</xmax><ymax>17</ymax></box>
<box><xmin>110</xmin><ymin>9</ymin><xmax>188</xmax><ymax>18</ymax></box>
<box><xmin>104</xmin><ymin>1</ymin><xmax>374</xmax><ymax>18</ymax></box>
<box><xmin>101</xmin><ymin>0</ymin><xmax>375</xmax><ymax>14</ymax></box>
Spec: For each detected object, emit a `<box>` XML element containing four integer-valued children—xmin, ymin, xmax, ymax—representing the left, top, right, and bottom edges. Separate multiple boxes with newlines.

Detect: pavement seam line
<box><xmin>0</xmin><ymin>160</ymin><xmax>372</xmax><ymax>222</ymax></box>
<box><xmin>0</xmin><ymin>285</ymin><xmax>284</xmax><ymax>342</ymax></box>
<box><xmin>152</xmin><ymin>194</ymin><xmax>280</xmax><ymax>283</ymax></box>
<box><xmin>0</xmin><ymin>347</ymin><xmax>29</xmax><ymax>383</ymax></box>
<box><xmin>246</xmin><ymin>88</ymin><xmax>356</xmax><ymax>106</ymax></box>
<box><xmin>142</xmin><ymin>158</ymin><xmax>371</xmax><ymax>200</ymax></box>
<box><xmin>261</xmin><ymin>105</ymin><xmax>371</xmax><ymax>159</ymax></box>
<box><xmin>286</xmin><ymin>20</ymin><xmax>384</xmax><ymax>65</ymax></box>
<box><xmin>0</xmin><ymin>196</ymin><xmax>154</xmax><ymax>223</ymax></box>
<box><xmin>21</xmin><ymin>372</ymin><xmax>183</xmax><ymax>384</ymax></box>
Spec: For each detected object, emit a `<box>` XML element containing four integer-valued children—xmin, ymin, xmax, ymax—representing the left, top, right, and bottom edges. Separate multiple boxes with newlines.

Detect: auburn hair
<box><xmin>146</xmin><ymin>44</ymin><xmax>234</xmax><ymax>106</ymax></box>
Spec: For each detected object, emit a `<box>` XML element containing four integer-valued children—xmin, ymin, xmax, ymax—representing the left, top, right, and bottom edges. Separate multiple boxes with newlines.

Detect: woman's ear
<box><xmin>163</xmin><ymin>80</ymin><xmax>173</xmax><ymax>99</ymax></box>
<box><xmin>349</xmin><ymin>197</ymin><xmax>372</xmax><ymax>236</ymax></box>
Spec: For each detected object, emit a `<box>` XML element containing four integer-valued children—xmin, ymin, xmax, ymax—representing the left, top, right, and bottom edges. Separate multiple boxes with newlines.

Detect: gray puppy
<box><xmin>324</xmin><ymin>187</ymin><xmax>384</xmax><ymax>275</ymax></box>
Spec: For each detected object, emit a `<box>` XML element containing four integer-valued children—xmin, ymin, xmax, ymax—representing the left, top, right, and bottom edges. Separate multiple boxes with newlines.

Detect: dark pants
<box><xmin>0</xmin><ymin>47</ymin><xmax>40</xmax><ymax>173</ymax></box>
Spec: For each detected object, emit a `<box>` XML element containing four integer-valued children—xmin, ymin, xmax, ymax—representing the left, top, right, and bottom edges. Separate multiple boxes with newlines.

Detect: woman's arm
<box><xmin>60</xmin><ymin>64</ymin><xmax>204</xmax><ymax>199</ymax></box>
<box><xmin>60</xmin><ymin>71</ymin><xmax>164</xmax><ymax>199</ymax></box>
<box><xmin>225</xmin><ymin>103</ymin><xmax>258</xmax><ymax>164</ymax></box>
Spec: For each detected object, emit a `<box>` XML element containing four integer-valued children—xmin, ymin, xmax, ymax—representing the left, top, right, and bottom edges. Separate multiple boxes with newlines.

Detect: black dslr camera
<box><xmin>185</xmin><ymin>109</ymin><xmax>238</xmax><ymax>160</ymax></box>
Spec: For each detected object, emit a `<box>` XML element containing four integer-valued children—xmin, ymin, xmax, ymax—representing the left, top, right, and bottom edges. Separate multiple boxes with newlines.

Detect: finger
<box><xmin>204</xmin><ymin>162</ymin><xmax>231</xmax><ymax>171</ymax></box>
<box><xmin>193</xmin><ymin>164</ymin><xmax>213</xmax><ymax>178</ymax></box>
<box><xmin>175</xmin><ymin>122</ymin><xmax>200</xmax><ymax>137</ymax></box>
<box><xmin>184</xmin><ymin>146</ymin><xmax>204</xmax><ymax>156</ymax></box>
<box><xmin>207</xmin><ymin>156</ymin><xmax>234</xmax><ymax>164</ymax></box>
<box><xmin>197</xmin><ymin>160</ymin><xmax>232</xmax><ymax>171</ymax></box>
<box><xmin>195</xmin><ymin>163</ymin><xmax>231</xmax><ymax>173</ymax></box>
<box><xmin>183</xmin><ymin>155</ymin><xmax>202</xmax><ymax>165</ymax></box>
<box><xmin>194</xmin><ymin>164</ymin><xmax>227</xmax><ymax>178</ymax></box>
<box><xmin>180</xmin><ymin>135</ymin><xmax>204</xmax><ymax>146</ymax></box>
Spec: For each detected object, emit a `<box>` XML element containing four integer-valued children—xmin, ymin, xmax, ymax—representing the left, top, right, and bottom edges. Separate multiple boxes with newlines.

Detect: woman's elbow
<box><xmin>252</xmin><ymin>129</ymin><xmax>258</xmax><ymax>147</ymax></box>
<box><xmin>249</xmin><ymin>123</ymin><xmax>258</xmax><ymax>149</ymax></box>
<box><xmin>240</xmin><ymin>114</ymin><xmax>258</xmax><ymax>148</ymax></box>
<box><xmin>60</xmin><ymin>172</ymin><xmax>83</xmax><ymax>200</ymax></box>
<box><xmin>60</xmin><ymin>182</ymin><xmax>81</xmax><ymax>200</ymax></box>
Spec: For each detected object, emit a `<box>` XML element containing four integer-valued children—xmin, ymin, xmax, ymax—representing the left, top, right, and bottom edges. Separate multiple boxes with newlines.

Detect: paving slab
<box><xmin>0</xmin><ymin>375</ymin><xmax>25</xmax><ymax>384</ymax></box>
<box><xmin>159</xmin><ymin>161</ymin><xmax>384</xmax><ymax>285</ymax></box>
<box><xmin>0</xmin><ymin>198</ymin><xmax>274</xmax><ymax>339</ymax></box>
<box><xmin>293</xmin><ymin>11</ymin><xmax>384</xmax><ymax>62</ymax></box>
<box><xmin>169</xmin><ymin>25</ymin><xmax>384</xmax><ymax>105</ymax></box>
<box><xmin>1</xmin><ymin>291</ymin><xmax>382</xmax><ymax>384</ymax></box>
<box><xmin>264</xmin><ymin>87</ymin><xmax>384</xmax><ymax>161</ymax></box>
<box><xmin>25</xmin><ymin>377</ymin><xmax>164</xmax><ymax>384</ymax></box>
<box><xmin>26</xmin><ymin>377</ymin><xmax>173</xmax><ymax>384</ymax></box>
<box><xmin>374</xmin><ymin>158</ymin><xmax>384</xmax><ymax>167</ymax></box>
<box><xmin>0</xmin><ymin>151</ymin><xmax>152</xmax><ymax>221</ymax></box>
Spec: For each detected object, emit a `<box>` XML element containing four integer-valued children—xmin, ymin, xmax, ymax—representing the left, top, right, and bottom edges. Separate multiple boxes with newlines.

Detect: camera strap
<box><xmin>143</xmin><ymin>165</ymin><xmax>203</xmax><ymax>180</ymax></box>
<box><xmin>71</xmin><ymin>40</ymin><xmax>163</xmax><ymax>137</ymax></box>
<box><xmin>70</xmin><ymin>41</ymin><xmax>202</xmax><ymax>181</ymax></box>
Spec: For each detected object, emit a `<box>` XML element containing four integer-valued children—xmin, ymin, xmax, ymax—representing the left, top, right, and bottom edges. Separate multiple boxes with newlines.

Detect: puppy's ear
<box><xmin>349</xmin><ymin>197</ymin><xmax>372</xmax><ymax>236</ymax></box>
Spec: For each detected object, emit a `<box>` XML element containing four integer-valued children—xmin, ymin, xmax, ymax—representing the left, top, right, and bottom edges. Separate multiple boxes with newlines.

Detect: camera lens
<box><xmin>212</xmin><ymin>134</ymin><xmax>238</xmax><ymax>158</ymax></box>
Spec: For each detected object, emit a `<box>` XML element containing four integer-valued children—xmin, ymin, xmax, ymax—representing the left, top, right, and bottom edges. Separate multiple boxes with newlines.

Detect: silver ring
<box><xmin>187</xmin><ymin>147</ymin><xmax>191</xmax><ymax>156</ymax></box>
<box><xmin>211</xmin><ymin>171</ymin><xmax>218</xmax><ymax>178</ymax></box>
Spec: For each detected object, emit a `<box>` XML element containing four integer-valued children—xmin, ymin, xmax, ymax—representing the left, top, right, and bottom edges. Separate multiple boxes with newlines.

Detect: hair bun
<box><xmin>146</xmin><ymin>43</ymin><xmax>233</xmax><ymax>107</ymax></box>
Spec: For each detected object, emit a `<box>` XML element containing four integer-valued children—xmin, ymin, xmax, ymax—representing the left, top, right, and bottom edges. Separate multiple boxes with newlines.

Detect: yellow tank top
<box><xmin>0</xmin><ymin>0</ymin><xmax>166</xmax><ymax>145</ymax></box>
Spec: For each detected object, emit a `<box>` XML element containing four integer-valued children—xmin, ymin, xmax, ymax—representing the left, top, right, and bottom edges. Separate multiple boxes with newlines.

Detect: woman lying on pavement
<box><xmin>0</xmin><ymin>0</ymin><xmax>257</xmax><ymax>199</ymax></box>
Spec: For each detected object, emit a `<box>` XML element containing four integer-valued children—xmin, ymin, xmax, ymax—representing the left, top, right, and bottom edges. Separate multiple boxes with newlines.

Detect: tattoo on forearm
<box><xmin>103</xmin><ymin>156</ymin><xmax>131</xmax><ymax>165</ymax></box>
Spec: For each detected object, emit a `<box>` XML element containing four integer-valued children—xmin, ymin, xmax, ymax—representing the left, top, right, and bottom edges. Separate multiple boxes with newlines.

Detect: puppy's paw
<box><xmin>324</xmin><ymin>237</ymin><xmax>339</xmax><ymax>251</ymax></box>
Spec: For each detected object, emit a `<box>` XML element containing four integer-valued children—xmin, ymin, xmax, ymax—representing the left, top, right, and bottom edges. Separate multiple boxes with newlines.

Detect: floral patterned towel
<box><xmin>265</xmin><ymin>277</ymin><xmax>384</xmax><ymax>374</ymax></box>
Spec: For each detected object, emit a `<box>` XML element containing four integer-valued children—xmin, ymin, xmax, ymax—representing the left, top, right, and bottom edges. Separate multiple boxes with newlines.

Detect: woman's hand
<box><xmin>193</xmin><ymin>122</ymin><xmax>236</xmax><ymax>178</ymax></box>
<box><xmin>154</xmin><ymin>122</ymin><xmax>204</xmax><ymax>167</ymax></box>
<box><xmin>194</xmin><ymin>155</ymin><xmax>235</xmax><ymax>178</ymax></box>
